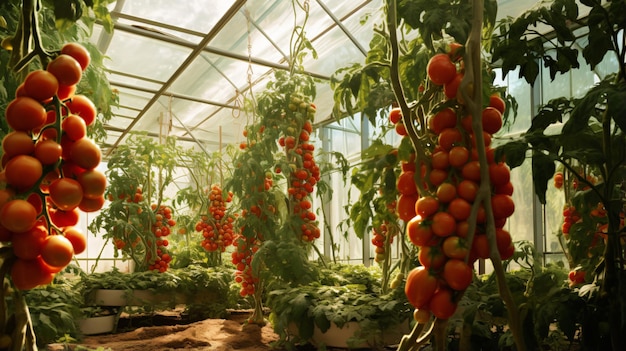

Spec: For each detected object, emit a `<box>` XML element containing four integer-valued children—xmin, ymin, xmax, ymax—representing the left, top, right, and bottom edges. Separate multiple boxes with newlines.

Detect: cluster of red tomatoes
<box><xmin>196</xmin><ymin>184</ymin><xmax>235</xmax><ymax>252</ymax></box>
<box><xmin>231</xmin><ymin>234</ymin><xmax>261</xmax><ymax>297</ymax></box>
<box><xmin>280</xmin><ymin>97</ymin><xmax>321</xmax><ymax>242</ymax></box>
<box><xmin>394</xmin><ymin>46</ymin><xmax>516</xmax><ymax>321</ymax></box>
<box><xmin>0</xmin><ymin>43</ymin><xmax>104</xmax><ymax>290</ymax></box>
<box><xmin>147</xmin><ymin>204</ymin><xmax>175</xmax><ymax>272</ymax></box>
<box><xmin>371</xmin><ymin>222</ymin><xmax>396</xmax><ymax>263</ymax></box>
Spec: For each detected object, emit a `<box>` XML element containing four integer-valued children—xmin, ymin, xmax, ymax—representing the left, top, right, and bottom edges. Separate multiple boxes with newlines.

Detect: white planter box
<box><xmin>312</xmin><ymin>320</ymin><xmax>410</xmax><ymax>348</ymax></box>
<box><xmin>78</xmin><ymin>315</ymin><xmax>116</xmax><ymax>335</ymax></box>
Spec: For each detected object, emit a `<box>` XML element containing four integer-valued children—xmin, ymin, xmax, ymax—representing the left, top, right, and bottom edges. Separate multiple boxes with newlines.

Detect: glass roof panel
<box><xmin>209</xmin><ymin>10</ymin><xmax>286</xmax><ymax>63</ymax></box>
<box><xmin>168</xmin><ymin>53</ymin><xmax>270</xmax><ymax>106</ymax></box>
<box><xmin>107</xmin><ymin>72</ymin><xmax>163</xmax><ymax>92</ymax></box>
<box><xmin>114</xmin><ymin>87</ymin><xmax>153</xmax><ymax>110</ymax></box>
<box><xmin>162</xmin><ymin>99</ymin><xmax>222</xmax><ymax>129</ymax></box>
<box><xmin>114</xmin><ymin>0</ymin><xmax>237</xmax><ymax>36</ymax></box>
<box><xmin>103</xmin><ymin>30</ymin><xmax>192</xmax><ymax>81</ymax></box>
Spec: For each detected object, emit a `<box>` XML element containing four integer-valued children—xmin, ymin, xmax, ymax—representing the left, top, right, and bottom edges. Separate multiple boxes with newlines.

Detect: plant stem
<box><xmin>459</xmin><ymin>0</ymin><xmax>526</xmax><ymax>350</ymax></box>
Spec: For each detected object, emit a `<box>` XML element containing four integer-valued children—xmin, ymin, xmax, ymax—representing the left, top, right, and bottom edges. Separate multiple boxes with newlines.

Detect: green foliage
<box><xmin>459</xmin><ymin>243</ymin><xmax>584</xmax><ymax>351</ymax></box>
<box><xmin>267</xmin><ymin>263</ymin><xmax>411</xmax><ymax>350</ymax></box>
<box><xmin>89</xmin><ymin>133</ymin><xmax>219</xmax><ymax>271</ymax></box>
<box><xmin>342</xmin><ymin>139</ymin><xmax>400</xmax><ymax>240</ymax></box>
<box><xmin>398</xmin><ymin>0</ymin><xmax>498</xmax><ymax>51</ymax></box>
<box><xmin>23</xmin><ymin>275</ymin><xmax>83</xmax><ymax>347</ymax></box>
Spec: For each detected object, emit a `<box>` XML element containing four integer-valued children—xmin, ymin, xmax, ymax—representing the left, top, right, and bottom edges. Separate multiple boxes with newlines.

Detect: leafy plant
<box><xmin>493</xmin><ymin>0</ymin><xmax>626</xmax><ymax>349</ymax></box>
<box><xmin>89</xmin><ymin>133</ymin><xmax>220</xmax><ymax>272</ymax></box>
<box><xmin>267</xmin><ymin>263</ymin><xmax>412</xmax><ymax>350</ymax></box>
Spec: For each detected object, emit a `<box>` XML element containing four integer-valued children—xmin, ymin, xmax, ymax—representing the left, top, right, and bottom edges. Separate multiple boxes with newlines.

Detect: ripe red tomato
<box><xmin>62</xmin><ymin>114</ymin><xmax>87</xmax><ymax>141</ymax></box>
<box><xmin>491</xmin><ymin>194</ymin><xmax>515</xmax><ymax>219</ymax></box>
<box><xmin>443</xmin><ymin>73</ymin><xmax>463</xmax><ymax>100</ymax></box>
<box><xmin>443</xmin><ymin>259</ymin><xmax>474</xmax><ymax>291</ymax></box>
<box><xmin>418</xmin><ymin>245</ymin><xmax>446</xmax><ymax>269</ymax></box>
<box><xmin>429</xmin><ymin>168</ymin><xmax>449</xmax><ymax>187</ymax></box>
<box><xmin>429</xmin><ymin>287</ymin><xmax>457</xmax><ymax>320</ymax></box>
<box><xmin>429</xmin><ymin>108</ymin><xmax>457</xmax><ymax>134</ymax></box>
<box><xmin>436</xmin><ymin>182</ymin><xmax>457</xmax><ymax>203</ymax></box>
<box><xmin>70</xmin><ymin>138</ymin><xmax>101</xmax><ymax>170</ymax></box>
<box><xmin>405</xmin><ymin>266</ymin><xmax>438</xmax><ymax>309</ymax></box>
<box><xmin>427</xmin><ymin>53</ymin><xmax>457</xmax><ymax>85</ymax></box>
<box><xmin>489</xmin><ymin>162</ymin><xmax>511</xmax><ymax>187</ymax></box>
<box><xmin>431</xmin><ymin>151</ymin><xmax>449</xmax><ymax>170</ymax></box>
<box><xmin>489</xmin><ymin>93</ymin><xmax>506</xmax><ymax>114</ymax></box>
<box><xmin>5</xmin><ymin>96</ymin><xmax>47</xmax><ymax>131</ymax></box>
<box><xmin>64</xmin><ymin>226</ymin><xmax>86</xmax><ymax>255</ymax></box>
<box><xmin>431</xmin><ymin>212</ymin><xmax>456</xmax><ymax>237</ymax></box>
<box><xmin>494</xmin><ymin>181</ymin><xmax>514</xmax><ymax>196</ymax></box>
<box><xmin>2</xmin><ymin>131</ymin><xmax>35</xmax><ymax>159</ymax></box>
<box><xmin>0</xmin><ymin>199</ymin><xmax>38</xmax><ymax>233</ymax></box>
<box><xmin>397</xmin><ymin>171</ymin><xmax>417</xmax><ymax>195</ymax></box>
<box><xmin>11</xmin><ymin>258</ymin><xmax>53</xmax><ymax>290</ymax></box>
<box><xmin>407</xmin><ymin>216</ymin><xmax>434</xmax><ymax>247</ymax></box>
<box><xmin>61</xmin><ymin>42</ymin><xmax>91</xmax><ymax>70</ymax></box>
<box><xmin>77</xmin><ymin>169</ymin><xmax>107</xmax><ymax>199</ymax></box>
<box><xmin>457</xmin><ymin>179</ymin><xmax>479</xmax><ymax>202</ymax></box>
<box><xmin>41</xmin><ymin>235</ymin><xmax>74</xmax><ymax>267</ymax></box>
<box><xmin>389</xmin><ymin>107</ymin><xmax>402</xmax><ymax>124</ymax></box>
<box><xmin>397</xmin><ymin>193</ymin><xmax>418</xmax><ymax>222</ymax></box>
<box><xmin>57</xmin><ymin>84</ymin><xmax>76</xmax><ymax>101</ymax></box>
<box><xmin>461</xmin><ymin>161</ymin><xmax>481</xmax><ymax>182</ymax></box>
<box><xmin>11</xmin><ymin>225</ymin><xmax>47</xmax><ymax>259</ymax></box>
<box><xmin>395</xmin><ymin>122</ymin><xmax>408</xmax><ymax>136</ymax></box>
<box><xmin>4</xmin><ymin>155</ymin><xmax>43</xmax><ymax>190</ymax></box>
<box><xmin>471</xmin><ymin>233</ymin><xmax>490</xmax><ymax>259</ymax></box>
<box><xmin>415</xmin><ymin>196</ymin><xmax>440</xmax><ymax>218</ymax></box>
<box><xmin>448</xmin><ymin>146</ymin><xmax>469</xmax><ymax>168</ymax></box>
<box><xmin>34</xmin><ymin>139</ymin><xmax>62</xmax><ymax>166</ymax></box>
<box><xmin>23</xmin><ymin>70</ymin><xmax>59</xmax><ymax>102</ymax></box>
<box><xmin>447</xmin><ymin>198</ymin><xmax>472</xmax><ymax>221</ymax></box>
<box><xmin>495</xmin><ymin>228</ymin><xmax>513</xmax><ymax>253</ymax></box>
<box><xmin>437</xmin><ymin>128</ymin><xmax>463</xmax><ymax>151</ymax></box>
<box><xmin>66</xmin><ymin>95</ymin><xmax>97</xmax><ymax>126</ymax></box>
<box><xmin>49</xmin><ymin>208</ymin><xmax>80</xmax><ymax>227</ymax></box>
<box><xmin>78</xmin><ymin>195</ymin><xmax>105</xmax><ymax>213</ymax></box>
<box><xmin>46</xmin><ymin>54</ymin><xmax>82</xmax><ymax>86</ymax></box>
<box><xmin>482</xmin><ymin>107</ymin><xmax>503</xmax><ymax>134</ymax></box>
<box><xmin>442</xmin><ymin>235</ymin><xmax>469</xmax><ymax>260</ymax></box>
<box><xmin>48</xmin><ymin>178</ymin><xmax>84</xmax><ymax>211</ymax></box>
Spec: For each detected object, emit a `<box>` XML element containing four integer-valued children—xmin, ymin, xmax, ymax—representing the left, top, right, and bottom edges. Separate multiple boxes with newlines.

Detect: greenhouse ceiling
<box><xmin>91</xmin><ymin>0</ymin><xmax>538</xmax><ymax>157</ymax></box>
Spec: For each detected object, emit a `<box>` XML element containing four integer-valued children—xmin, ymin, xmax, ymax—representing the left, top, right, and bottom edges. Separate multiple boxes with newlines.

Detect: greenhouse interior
<box><xmin>0</xmin><ymin>0</ymin><xmax>624</xmax><ymax>350</ymax></box>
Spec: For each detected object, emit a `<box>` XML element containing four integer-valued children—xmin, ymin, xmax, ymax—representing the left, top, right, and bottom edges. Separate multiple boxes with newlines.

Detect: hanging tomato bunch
<box><xmin>231</xmin><ymin>233</ymin><xmax>261</xmax><ymax>297</ymax></box>
<box><xmin>196</xmin><ymin>184</ymin><xmax>235</xmax><ymax>252</ymax></box>
<box><xmin>146</xmin><ymin>204</ymin><xmax>175</xmax><ymax>272</ymax></box>
<box><xmin>280</xmin><ymin>96</ymin><xmax>321</xmax><ymax>242</ymax></box>
<box><xmin>0</xmin><ymin>43</ymin><xmax>105</xmax><ymax>290</ymax></box>
<box><xmin>396</xmin><ymin>45</ymin><xmax>516</xmax><ymax>321</ymax></box>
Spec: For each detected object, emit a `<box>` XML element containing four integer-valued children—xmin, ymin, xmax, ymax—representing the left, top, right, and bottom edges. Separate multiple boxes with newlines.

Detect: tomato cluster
<box><xmin>280</xmin><ymin>97</ymin><xmax>321</xmax><ymax>242</ymax></box>
<box><xmin>561</xmin><ymin>205</ymin><xmax>580</xmax><ymax>238</ymax></box>
<box><xmin>231</xmin><ymin>233</ymin><xmax>261</xmax><ymax>297</ymax></box>
<box><xmin>196</xmin><ymin>184</ymin><xmax>235</xmax><ymax>252</ymax></box>
<box><xmin>147</xmin><ymin>204</ymin><xmax>175</xmax><ymax>272</ymax></box>
<box><xmin>395</xmin><ymin>46</ymin><xmax>516</xmax><ymax>321</ymax></box>
<box><xmin>371</xmin><ymin>222</ymin><xmax>396</xmax><ymax>263</ymax></box>
<box><xmin>0</xmin><ymin>43</ymin><xmax>104</xmax><ymax>290</ymax></box>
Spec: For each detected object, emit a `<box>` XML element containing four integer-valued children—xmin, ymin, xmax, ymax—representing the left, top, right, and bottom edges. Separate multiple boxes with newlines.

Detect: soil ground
<box><xmin>46</xmin><ymin>310</ymin><xmax>285</xmax><ymax>351</ymax></box>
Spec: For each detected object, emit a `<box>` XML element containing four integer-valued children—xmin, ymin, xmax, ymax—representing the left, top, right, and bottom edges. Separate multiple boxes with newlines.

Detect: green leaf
<box><xmin>532</xmin><ymin>151</ymin><xmax>556</xmax><ymax>204</ymax></box>
<box><xmin>496</xmin><ymin>141</ymin><xmax>528</xmax><ymax>169</ymax></box>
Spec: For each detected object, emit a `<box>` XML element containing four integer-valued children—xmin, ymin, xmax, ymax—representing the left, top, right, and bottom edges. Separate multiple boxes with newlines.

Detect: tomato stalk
<box><xmin>458</xmin><ymin>1</ymin><xmax>525</xmax><ymax>350</ymax></box>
